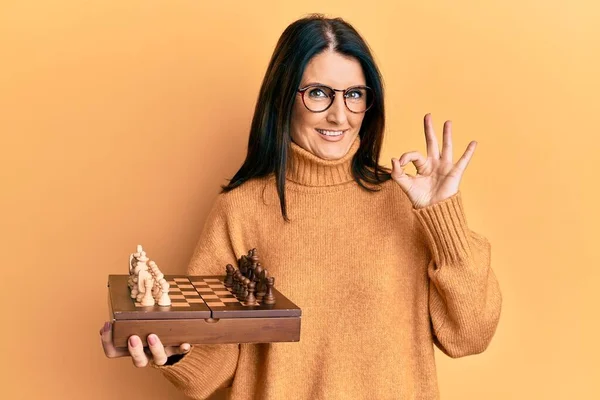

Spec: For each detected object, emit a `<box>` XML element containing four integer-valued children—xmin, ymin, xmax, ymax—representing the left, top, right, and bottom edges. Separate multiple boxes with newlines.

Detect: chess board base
<box><xmin>111</xmin><ymin>317</ymin><xmax>301</xmax><ymax>347</ymax></box>
<box><xmin>108</xmin><ymin>274</ymin><xmax>301</xmax><ymax>345</ymax></box>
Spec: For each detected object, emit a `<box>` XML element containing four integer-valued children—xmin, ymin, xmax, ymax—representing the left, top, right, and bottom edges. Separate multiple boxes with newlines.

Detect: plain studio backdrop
<box><xmin>1</xmin><ymin>1</ymin><xmax>598</xmax><ymax>399</ymax></box>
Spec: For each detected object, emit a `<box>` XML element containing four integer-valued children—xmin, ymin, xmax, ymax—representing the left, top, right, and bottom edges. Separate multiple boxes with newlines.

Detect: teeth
<box><xmin>317</xmin><ymin>129</ymin><xmax>344</xmax><ymax>136</ymax></box>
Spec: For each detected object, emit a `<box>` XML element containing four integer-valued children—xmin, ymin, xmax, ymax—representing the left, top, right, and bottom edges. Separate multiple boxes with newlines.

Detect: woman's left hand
<box><xmin>391</xmin><ymin>113</ymin><xmax>477</xmax><ymax>209</ymax></box>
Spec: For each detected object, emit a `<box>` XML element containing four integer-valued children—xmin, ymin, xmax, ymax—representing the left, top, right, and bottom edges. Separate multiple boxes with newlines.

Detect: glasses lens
<box><xmin>303</xmin><ymin>85</ymin><xmax>334</xmax><ymax>112</ymax></box>
<box><xmin>344</xmin><ymin>87</ymin><xmax>373</xmax><ymax>113</ymax></box>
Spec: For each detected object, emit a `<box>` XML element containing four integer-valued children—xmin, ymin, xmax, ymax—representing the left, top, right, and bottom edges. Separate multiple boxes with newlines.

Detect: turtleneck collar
<box><xmin>286</xmin><ymin>136</ymin><xmax>360</xmax><ymax>187</ymax></box>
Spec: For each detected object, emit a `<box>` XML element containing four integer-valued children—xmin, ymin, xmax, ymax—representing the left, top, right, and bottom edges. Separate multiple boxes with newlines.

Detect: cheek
<box><xmin>350</xmin><ymin>114</ymin><xmax>365</xmax><ymax>129</ymax></box>
<box><xmin>291</xmin><ymin>105</ymin><xmax>319</xmax><ymax>132</ymax></box>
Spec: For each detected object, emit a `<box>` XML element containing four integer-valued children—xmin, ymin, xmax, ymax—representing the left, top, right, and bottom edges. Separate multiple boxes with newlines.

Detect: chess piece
<box><xmin>130</xmin><ymin>275</ymin><xmax>139</xmax><ymax>299</ymax></box>
<box><xmin>235</xmin><ymin>271</ymin><xmax>244</xmax><ymax>297</ymax></box>
<box><xmin>241</xmin><ymin>277</ymin><xmax>250</xmax><ymax>301</ymax></box>
<box><xmin>239</xmin><ymin>255</ymin><xmax>248</xmax><ymax>275</ymax></box>
<box><xmin>245</xmin><ymin>281</ymin><xmax>257</xmax><ymax>305</ymax></box>
<box><xmin>248</xmin><ymin>262</ymin><xmax>255</xmax><ymax>281</ymax></box>
<box><xmin>256</xmin><ymin>270</ymin><xmax>267</xmax><ymax>300</ymax></box>
<box><xmin>141</xmin><ymin>277</ymin><xmax>155</xmax><ymax>306</ymax></box>
<box><xmin>263</xmin><ymin>277</ymin><xmax>275</xmax><ymax>305</ymax></box>
<box><xmin>224</xmin><ymin>264</ymin><xmax>234</xmax><ymax>287</ymax></box>
<box><xmin>135</xmin><ymin>251</ymin><xmax>150</xmax><ymax>293</ymax></box>
<box><xmin>158</xmin><ymin>279</ymin><xmax>171</xmax><ymax>306</ymax></box>
<box><xmin>250</xmin><ymin>248</ymin><xmax>259</xmax><ymax>267</ymax></box>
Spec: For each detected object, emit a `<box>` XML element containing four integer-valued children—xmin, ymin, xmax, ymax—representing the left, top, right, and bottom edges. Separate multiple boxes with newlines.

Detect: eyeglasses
<box><xmin>297</xmin><ymin>84</ymin><xmax>374</xmax><ymax>114</ymax></box>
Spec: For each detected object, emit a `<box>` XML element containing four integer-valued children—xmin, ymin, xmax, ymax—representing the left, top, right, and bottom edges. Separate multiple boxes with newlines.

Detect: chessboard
<box><xmin>107</xmin><ymin>247</ymin><xmax>301</xmax><ymax>347</ymax></box>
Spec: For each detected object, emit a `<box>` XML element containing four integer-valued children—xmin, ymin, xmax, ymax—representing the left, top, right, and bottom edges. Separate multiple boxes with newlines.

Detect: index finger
<box><xmin>424</xmin><ymin>113</ymin><xmax>440</xmax><ymax>159</ymax></box>
<box><xmin>100</xmin><ymin>321</ymin><xmax>129</xmax><ymax>358</ymax></box>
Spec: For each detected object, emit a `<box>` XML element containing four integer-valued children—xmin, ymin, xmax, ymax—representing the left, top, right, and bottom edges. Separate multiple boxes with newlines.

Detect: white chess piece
<box><xmin>130</xmin><ymin>275</ymin><xmax>139</xmax><ymax>299</ymax></box>
<box><xmin>141</xmin><ymin>277</ymin><xmax>155</xmax><ymax>306</ymax></box>
<box><xmin>158</xmin><ymin>279</ymin><xmax>171</xmax><ymax>306</ymax></box>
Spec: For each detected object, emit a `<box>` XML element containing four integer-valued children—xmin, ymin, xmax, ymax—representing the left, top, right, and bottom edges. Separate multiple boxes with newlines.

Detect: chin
<box><xmin>315</xmin><ymin>148</ymin><xmax>346</xmax><ymax>160</ymax></box>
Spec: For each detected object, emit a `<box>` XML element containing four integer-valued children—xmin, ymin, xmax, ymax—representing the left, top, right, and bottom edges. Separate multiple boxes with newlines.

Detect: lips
<box><xmin>316</xmin><ymin>129</ymin><xmax>347</xmax><ymax>137</ymax></box>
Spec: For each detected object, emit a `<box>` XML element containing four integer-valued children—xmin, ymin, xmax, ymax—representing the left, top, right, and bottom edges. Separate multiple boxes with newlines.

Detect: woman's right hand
<box><xmin>100</xmin><ymin>321</ymin><xmax>191</xmax><ymax>367</ymax></box>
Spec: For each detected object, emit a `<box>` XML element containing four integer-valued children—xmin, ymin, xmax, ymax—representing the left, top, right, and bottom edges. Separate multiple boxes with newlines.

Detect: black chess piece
<box><xmin>245</xmin><ymin>281</ymin><xmax>257</xmax><ymax>305</ymax></box>
<box><xmin>248</xmin><ymin>262</ymin><xmax>255</xmax><ymax>281</ymax></box>
<box><xmin>239</xmin><ymin>256</ymin><xmax>248</xmax><ymax>275</ymax></box>
<box><xmin>234</xmin><ymin>271</ymin><xmax>243</xmax><ymax>297</ymax></box>
<box><xmin>263</xmin><ymin>277</ymin><xmax>275</xmax><ymax>305</ymax></box>
<box><xmin>224</xmin><ymin>264</ymin><xmax>234</xmax><ymax>287</ymax></box>
<box><xmin>250</xmin><ymin>248</ymin><xmax>259</xmax><ymax>266</ymax></box>
<box><xmin>256</xmin><ymin>269</ymin><xmax>267</xmax><ymax>300</ymax></box>
<box><xmin>241</xmin><ymin>277</ymin><xmax>250</xmax><ymax>301</ymax></box>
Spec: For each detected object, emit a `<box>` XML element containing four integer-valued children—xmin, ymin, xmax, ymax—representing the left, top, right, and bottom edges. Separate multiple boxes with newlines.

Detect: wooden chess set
<box><xmin>107</xmin><ymin>245</ymin><xmax>301</xmax><ymax>347</ymax></box>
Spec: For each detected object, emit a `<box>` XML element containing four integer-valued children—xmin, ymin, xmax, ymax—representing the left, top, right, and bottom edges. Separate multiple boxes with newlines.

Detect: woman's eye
<box><xmin>308</xmin><ymin>88</ymin><xmax>327</xmax><ymax>98</ymax></box>
<box><xmin>346</xmin><ymin>90</ymin><xmax>363</xmax><ymax>99</ymax></box>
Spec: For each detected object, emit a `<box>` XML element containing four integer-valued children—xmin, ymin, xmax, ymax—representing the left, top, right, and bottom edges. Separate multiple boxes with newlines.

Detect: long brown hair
<box><xmin>222</xmin><ymin>14</ymin><xmax>390</xmax><ymax>220</ymax></box>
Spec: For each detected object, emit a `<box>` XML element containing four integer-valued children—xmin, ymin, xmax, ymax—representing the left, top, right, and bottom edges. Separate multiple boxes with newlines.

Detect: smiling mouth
<box><xmin>316</xmin><ymin>129</ymin><xmax>347</xmax><ymax>137</ymax></box>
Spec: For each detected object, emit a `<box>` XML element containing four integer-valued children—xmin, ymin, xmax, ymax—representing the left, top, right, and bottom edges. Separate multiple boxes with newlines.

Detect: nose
<box><xmin>325</xmin><ymin>94</ymin><xmax>348</xmax><ymax>125</ymax></box>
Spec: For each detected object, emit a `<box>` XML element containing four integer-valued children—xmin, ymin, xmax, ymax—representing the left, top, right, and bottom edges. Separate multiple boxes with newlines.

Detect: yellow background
<box><xmin>1</xmin><ymin>0</ymin><xmax>598</xmax><ymax>399</ymax></box>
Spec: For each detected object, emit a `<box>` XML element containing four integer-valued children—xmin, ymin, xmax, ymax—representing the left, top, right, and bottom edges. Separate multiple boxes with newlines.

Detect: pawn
<box><xmin>241</xmin><ymin>277</ymin><xmax>250</xmax><ymax>301</ymax></box>
<box><xmin>245</xmin><ymin>281</ymin><xmax>257</xmax><ymax>305</ymax></box>
<box><xmin>158</xmin><ymin>279</ymin><xmax>171</xmax><ymax>306</ymax></box>
<box><xmin>141</xmin><ymin>277</ymin><xmax>155</xmax><ymax>306</ymax></box>
<box><xmin>237</xmin><ymin>272</ymin><xmax>246</xmax><ymax>297</ymax></box>
<box><xmin>224</xmin><ymin>264</ymin><xmax>234</xmax><ymax>287</ymax></box>
<box><xmin>263</xmin><ymin>277</ymin><xmax>276</xmax><ymax>305</ymax></box>
<box><xmin>152</xmin><ymin>280</ymin><xmax>161</xmax><ymax>300</ymax></box>
<box><xmin>234</xmin><ymin>271</ymin><xmax>243</xmax><ymax>296</ymax></box>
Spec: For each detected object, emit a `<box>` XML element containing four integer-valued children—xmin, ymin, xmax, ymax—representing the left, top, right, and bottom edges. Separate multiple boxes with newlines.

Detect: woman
<box><xmin>101</xmin><ymin>14</ymin><xmax>502</xmax><ymax>400</ymax></box>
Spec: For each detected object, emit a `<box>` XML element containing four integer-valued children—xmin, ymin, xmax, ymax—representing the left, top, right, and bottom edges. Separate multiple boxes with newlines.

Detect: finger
<box><xmin>441</xmin><ymin>120</ymin><xmax>453</xmax><ymax>162</ymax></box>
<box><xmin>455</xmin><ymin>141</ymin><xmax>477</xmax><ymax>172</ymax></box>
<box><xmin>398</xmin><ymin>151</ymin><xmax>428</xmax><ymax>174</ymax></box>
<box><xmin>390</xmin><ymin>158</ymin><xmax>406</xmax><ymax>180</ymax></box>
<box><xmin>147</xmin><ymin>334</ymin><xmax>169</xmax><ymax>366</ymax></box>
<box><xmin>100</xmin><ymin>321</ymin><xmax>129</xmax><ymax>358</ymax></box>
<box><xmin>128</xmin><ymin>335</ymin><xmax>149</xmax><ymax>368</ymax></box>
<box><xmin>164</xmin><ymin>343</ymin><xmax>191</xmax><ymax>359</ymax></box>
<box><xmin>424</xmin><ymin>113</ymin><xmax>440</xmax><ymax>159</ymax></box>
<box><xmin>391</xmin><ymin>158</ymin><xmax>414</xmax><ymax>192</ymax></box>
<box><xmin>179</xmin><ymin>343</ymin><xmax>192</xmax><ymax>355</ymax></box>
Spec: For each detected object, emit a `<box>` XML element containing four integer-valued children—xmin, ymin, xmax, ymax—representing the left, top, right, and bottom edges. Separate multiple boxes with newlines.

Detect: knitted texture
<box><xmin>154</xmin><ymin>137</ymin><xmax>502</xmax><ymax>399</ymax></box>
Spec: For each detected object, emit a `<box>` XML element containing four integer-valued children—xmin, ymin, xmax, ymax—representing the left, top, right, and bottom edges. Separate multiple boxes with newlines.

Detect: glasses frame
<box><xmin>297</xmin><ymin>84</ymin><xmax>374</xmax><ymax>114</ymax></box>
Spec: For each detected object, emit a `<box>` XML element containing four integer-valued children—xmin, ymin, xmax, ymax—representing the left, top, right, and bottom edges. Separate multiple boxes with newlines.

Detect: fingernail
<box><xmin>183</xmin><ymin>344</ymin><xmax>190</xmax><ymax>352</ymax></box>
<box><xmin>148</xmin><ymin>334</ymin><xmax>157</xmax><ymax>346</ymax></box>
<box><xmin>129</xmin><ymin>336</ymin><xmax>140</xmax><ymax>347</ymax></box>
<box><xmin>103</xmin><ymin>322</ymin><xmax>110</xmax><ymax>333</ymax></box>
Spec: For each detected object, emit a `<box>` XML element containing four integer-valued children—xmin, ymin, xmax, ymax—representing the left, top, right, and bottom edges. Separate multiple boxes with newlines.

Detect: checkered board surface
<box><xmin>133</xmin><ymin>277</ymin><xmax>207</xmax><ymax>308</ymax></box>
<box><xmin>189</xmin><ymin>277</ymin><xmax>247</xmax><ymax>307</ymax></box>
<box><xmin>134</xmin><ymin>277</ymin><xmax>246</xmax><ymax>308</ymax></box>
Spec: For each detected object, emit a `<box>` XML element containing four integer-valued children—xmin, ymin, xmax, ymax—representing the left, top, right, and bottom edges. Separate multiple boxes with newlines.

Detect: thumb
<box><xmin>166</xmin><ymin>343</ymin><xmax>191</xmax><ymax>357</ymax></box>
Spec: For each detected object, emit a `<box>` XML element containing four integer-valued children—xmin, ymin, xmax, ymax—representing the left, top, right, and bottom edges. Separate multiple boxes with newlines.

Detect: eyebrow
<box><xmin>300</xmin><ymin>81</ymin><xmax>367</xmax><ymax>88</ymax></box>
<box><xmin>300</xmin><ymin>81</ymin><xmax>326</xmax><ymax>87</ymax></box>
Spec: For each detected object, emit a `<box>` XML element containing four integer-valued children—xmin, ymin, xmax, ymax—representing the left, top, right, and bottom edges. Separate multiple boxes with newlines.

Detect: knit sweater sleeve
<box><xmin>152</xmin><ymin>194</ymin><xmax>241</xmax><ymax>399</ymax></box>
<box><xmin>413</xmin><ymin>192</ymin><xmax>502</xmax><ymax>358</ymax></box>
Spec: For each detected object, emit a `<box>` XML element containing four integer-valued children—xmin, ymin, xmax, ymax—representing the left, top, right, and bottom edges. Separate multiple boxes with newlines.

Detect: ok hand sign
<box><xmin>391</xmin><ymin>114</ymin><xmax>477</xmax><ymax>209</ymax></box>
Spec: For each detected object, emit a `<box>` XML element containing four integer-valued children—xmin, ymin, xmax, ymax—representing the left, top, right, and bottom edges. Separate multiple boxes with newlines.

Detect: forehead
<box><xmin>301</xmin><ymin>50</ymin><xmax>366</xmax><ymax>87</ymax></box>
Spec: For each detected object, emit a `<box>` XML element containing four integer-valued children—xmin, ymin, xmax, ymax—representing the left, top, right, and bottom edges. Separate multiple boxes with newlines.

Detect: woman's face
<box><xmin>290</xmin><ymin>50</ymin><xmax>367</xmax><ymax>160</ymax></box>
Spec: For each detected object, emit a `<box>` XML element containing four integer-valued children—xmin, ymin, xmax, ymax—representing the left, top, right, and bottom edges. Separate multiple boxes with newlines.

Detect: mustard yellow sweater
<box><xmin>155</xmin><ymin>138</ymin><xmax>502</xmax><ymax>399</ymax></box>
